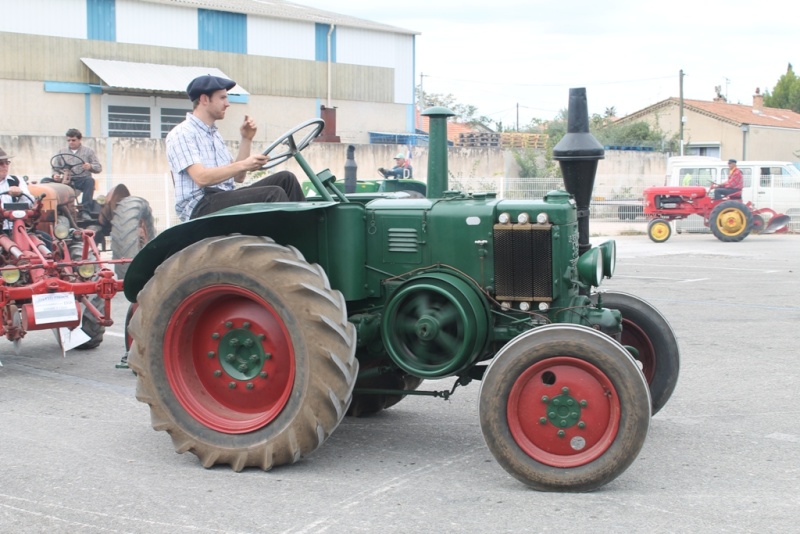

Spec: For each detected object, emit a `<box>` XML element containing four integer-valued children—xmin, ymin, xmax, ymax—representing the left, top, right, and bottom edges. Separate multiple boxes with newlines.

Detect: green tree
<box><xmin>764</xmin><ymin>63</ymin><xmax>800</xmax><ymax>112</ymax></box>
<box><xmin>417</xmin><ymin>86</ymin><xmax>494</xmax><ymax>126</ymax></box>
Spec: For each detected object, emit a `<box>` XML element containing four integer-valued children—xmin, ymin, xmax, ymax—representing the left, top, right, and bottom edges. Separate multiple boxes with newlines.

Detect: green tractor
<box><xmin>124</xmin><ymin>89</ymin><xmax>679</xmax><ymax>492</ymax></box>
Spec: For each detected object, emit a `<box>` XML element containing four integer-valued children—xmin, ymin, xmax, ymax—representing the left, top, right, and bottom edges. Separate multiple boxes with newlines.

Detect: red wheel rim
<box><xmin>507</xmin><ymin>356</ymin><xmax>620</xmax><ymax>467</ymax></box>
<box><xmin>163</xmin><ymin>285</ymin><xmax>295</xmax><ymax>433</ymax></box>
<box><xmin>620</xmin><ymin>319</ymin><xmax>656</xmax><ymax>383</ymax></box>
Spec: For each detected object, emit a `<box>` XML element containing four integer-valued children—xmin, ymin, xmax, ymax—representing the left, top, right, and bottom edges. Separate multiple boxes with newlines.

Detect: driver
<box><xmin>51</xmin><ymin>128</ymin><xmax>103</xmax><ymax>212</ymax></box>
<box><xmin>713</xmin><ymin>159</ymin><xmax>744</xmax><ymax>199</ymax></box>
<box><xmin>167</xmin><ymin>74</ymin><xmax>304</xmax><ymax>222</ymax></box>
<box><xmin>1</xmin><ymin>147</ymin><xmax>34</xmax><ymax>231</ymax></box>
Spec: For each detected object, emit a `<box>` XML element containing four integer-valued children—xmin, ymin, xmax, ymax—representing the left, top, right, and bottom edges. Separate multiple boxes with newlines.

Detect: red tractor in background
<box><xmin>642</xmin><ymin>184</ymin><xmax>790</xmax><ymax>243</ymax></box>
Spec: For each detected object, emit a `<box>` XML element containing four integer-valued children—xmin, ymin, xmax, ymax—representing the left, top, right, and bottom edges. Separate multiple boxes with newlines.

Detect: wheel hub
<box><xmin>216</xmin><ymin>323</ymin><xmax>270</xmax><ymax>381</ymax></box>
<box><xmin>543</xmin><ymin>388</ymin><xmax>584</xmax><ymax>430</ymax></box>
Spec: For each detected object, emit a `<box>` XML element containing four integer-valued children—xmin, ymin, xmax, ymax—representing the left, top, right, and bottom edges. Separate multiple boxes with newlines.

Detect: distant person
<box><xmin>681</xmin><ymin>172</ymin><xmax>693</xmax><ymax>186</ymax></box>
<box><xmin>167</xmin><ymin>74</ymin><xmax>304</xmax><ymax>222</ymax></box>
<box><xmin>51</xmin><ymin>128</ymin><xmax>102</xmax><ymax>213</ymax></box>
<box><xmin>379</xmin><ymin>152</ymin><xmax>413</xmax><ymax>179</ymax></box>
<box><xmin>713</xmin><ymin>159</ymin><xmax>743</xmax><ymax>199</ymax></box>
<box><xmin>1</xmin><ymin>147</ymin><xmax>34</xmax><ymax>230</ymax></box>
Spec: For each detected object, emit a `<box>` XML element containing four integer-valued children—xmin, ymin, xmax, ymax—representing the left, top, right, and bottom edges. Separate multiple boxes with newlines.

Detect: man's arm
<box><xmin>184</xmin><ymin>155</ymin><xmax>267</xmax><ymax>187</ymax></box>
<box><xmin>231</xmin><ymin>115</ymin><xmax>259</xmax><ymax>183</ymax></box>
<box><xmin>84</xmin><ymin>148</ymin><xmax>103</xmax><ymax>174</ymax></box>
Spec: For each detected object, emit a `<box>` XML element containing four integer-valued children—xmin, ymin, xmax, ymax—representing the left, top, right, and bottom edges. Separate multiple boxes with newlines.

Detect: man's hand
<box><xmin>8</xmin><ymin>185</ymin><xmax>22</xmax><ymax>197</ymax></box>
<box><xmin>240</xmin><ymin>115</ymin><xmax>257</xmax><ymax>141</ymax></box>
<box><xmin>82</xmin><ymin>163</ymin><xmax>92</xmax><ymax>171</ymax></box>
<box><xmin>242</xmin><ymin>153</ymin><xmax>269</xmax><ymax>171</ymax></box>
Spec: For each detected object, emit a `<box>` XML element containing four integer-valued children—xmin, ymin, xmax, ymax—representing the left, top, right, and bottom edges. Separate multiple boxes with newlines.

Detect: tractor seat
<box><xmin>727</xmin><ymin>191</ymin><xmax>742</xmax><ymax>200</ymax></box>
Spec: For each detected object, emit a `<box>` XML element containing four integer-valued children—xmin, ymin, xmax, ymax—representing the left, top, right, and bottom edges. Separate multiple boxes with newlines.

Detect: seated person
<box><xmin>713</xmin><ymin>159</ymin><xmax>743</xmax><ymax>199</ymax></box>
<box><xmin>51</xmin><ymin>128</ymin><xmax>103</xmax><ymax>213</ymax></box>
<box><xmin>1</xmin><ymin>147</ymin><xmax>33</xmax><ymax>231</ymax></box>
<box><xmin>379</xmin><ymin>152</ymin><xmax>413</xmax><ymax>179</ymax></box>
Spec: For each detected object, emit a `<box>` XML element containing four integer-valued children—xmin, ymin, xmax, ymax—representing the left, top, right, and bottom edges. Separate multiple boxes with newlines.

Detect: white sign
<box><xmin>32</xmin><ymin>293</ymin><xmax>78</xmax><ymax>324</ymax></box>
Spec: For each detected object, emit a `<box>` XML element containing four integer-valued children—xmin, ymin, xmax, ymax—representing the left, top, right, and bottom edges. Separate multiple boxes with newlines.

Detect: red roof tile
<box><xmin>619</xmin><ymin>97</ymin><xmax>800</xmax><ymax>129</ymax></box>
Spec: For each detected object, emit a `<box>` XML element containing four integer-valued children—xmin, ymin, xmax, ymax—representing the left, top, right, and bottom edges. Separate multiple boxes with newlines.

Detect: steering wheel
<box><xmin>50</xmin><ymin>153</ymin><xmax>87</xmax><ymax>181</ymax></box>
<box><xmin>260</xmin><ymin>119</ymin><xmax>325</xmax><ymax>170</ymax></box>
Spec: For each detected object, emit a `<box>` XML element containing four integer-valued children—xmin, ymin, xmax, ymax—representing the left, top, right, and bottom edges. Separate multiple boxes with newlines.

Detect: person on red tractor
<box><xmin>713</xmin><ymin>159</ymin><xmax>744</xmax><ymax>199</ymax></box>
<box><xmin>0</xmin><ymin>147</ymin><xmax>34</xmax><ymax>231</ymax></box>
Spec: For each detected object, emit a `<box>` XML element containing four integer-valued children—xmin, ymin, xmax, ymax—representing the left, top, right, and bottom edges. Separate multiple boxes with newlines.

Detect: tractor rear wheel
<box><xmin>590</xmin><ymin>291</ymin><xmax>679</xmax><ymax>415</ymax></box>
<box><xmin>111</xmin><ymin>196</ymin><xmax>156</xmax><ymax>279</ymax></box>
<box><xmin>709</xmin><ymin>200</ymin><xmax>753</xmax><ymax>242</ymax></box>
<box><xmin>479</xmin><ymin>324</ymin><xmax>650</xmax><ymax>492</ymax></box>
<box><xmin>647</xmin><ymin>218</ymin><xmax>671</xmax><ymax>243</ymax></box>
<box><xmin>128</xmin><ymin>234</ymin><xmax>358</xmax><ymax>471</ymax></box>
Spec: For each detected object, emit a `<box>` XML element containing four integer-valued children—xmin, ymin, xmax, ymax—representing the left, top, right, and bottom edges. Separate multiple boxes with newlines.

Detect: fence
<box><xmin>29</xmin><ymin>171</ymin><xmax>793</xmax><ymax>235</ymax></box>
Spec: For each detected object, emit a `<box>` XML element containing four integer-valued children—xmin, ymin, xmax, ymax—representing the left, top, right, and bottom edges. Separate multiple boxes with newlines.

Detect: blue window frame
<box><xmin>315</xmin><ymin>23</ymin><xmax>337</xmax><ymax>62</ymax></box>
<box><xmin>87</xmin><ymin>0</ymin><xmax>116</xmax><ymax>41</ymax></box>
<box><xmin>199</xmin><ymin>9</ymin><xmax>247</xmax><ymax>53</ymax></box>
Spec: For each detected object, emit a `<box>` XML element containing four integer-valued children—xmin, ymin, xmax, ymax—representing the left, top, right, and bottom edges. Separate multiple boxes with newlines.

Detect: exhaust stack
<box><xmin>422</xmin><ymin>106</ymin><xmax>455</xmax><ymax>199</ymax></box>
<box><xmin>552</xmin><ymin>88</ymin><xmax>604</xmax><ymax>257</ymax></box>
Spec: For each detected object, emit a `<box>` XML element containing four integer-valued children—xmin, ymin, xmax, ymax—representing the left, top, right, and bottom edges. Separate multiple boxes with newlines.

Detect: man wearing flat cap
<box><xmin>167</xmin><ymin>74</ymin><xmax>304</xmax><ymax>221</ymax></box>
<box><xmin>1</xmin><ymin>147</ymin><xmax>34</xmax><ymax>230</ymax></box>
<box><xmin>713</xmin><ymin>158</ymin><xmax>744</xmax><ymax>199</ymax></box>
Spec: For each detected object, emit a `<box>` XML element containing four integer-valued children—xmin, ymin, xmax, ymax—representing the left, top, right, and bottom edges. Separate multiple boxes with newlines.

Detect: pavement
<box><xmin>1</xmin><ymin>232</ymin><xmax>799</xmax><ymax>533</ymax></box>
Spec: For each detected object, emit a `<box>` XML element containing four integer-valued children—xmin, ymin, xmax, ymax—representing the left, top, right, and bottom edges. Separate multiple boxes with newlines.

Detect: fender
<box><xmin>123</xmin><ymin>201</ymin><xmax>336</xmax><ymax>301</ymax></box>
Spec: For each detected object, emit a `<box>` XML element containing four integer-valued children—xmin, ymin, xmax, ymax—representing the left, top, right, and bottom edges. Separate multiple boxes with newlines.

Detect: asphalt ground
<box><xmin>1</xmin><ymin>227</ymin><xmax>799</xmax><ymax>533</ymax></box>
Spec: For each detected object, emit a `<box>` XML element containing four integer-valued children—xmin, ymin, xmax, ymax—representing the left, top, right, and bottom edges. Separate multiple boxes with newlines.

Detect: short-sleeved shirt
<box><xmin>167</xmin><ymin>113</ymin><xmax>236</xmax><ymax>221</ymax></box>
<box><xmin>1</xmin><ymin>175</ymin><xmax>33</xmax><ymax>230</ymax></box>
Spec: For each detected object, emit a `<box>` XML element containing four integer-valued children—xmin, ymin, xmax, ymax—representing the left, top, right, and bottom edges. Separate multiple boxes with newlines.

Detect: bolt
<box><xmin>214</xmin><ymin>370</ymin><xmax>222</xmax><ymax>377</ymax></box>
<box><xmin>243</xmin><ymin>322</ymin><xmax>251</xmax><ymax>329</ymax></box>
<box><xmin>580</xmin><ymin>400</ymin><xmax>588</xmax><ymax>407</ymax></box>
<box><xmin>566</xmin><ymin>399</ymin><xmax>574</xmax><ymax>406</ymax></box>
<box><xmin>258</xmin><ymin>334</ymin><xmax>266</xmax><ymax>341</ymax></box>
<box><xmin>207</xmin><ymin>351</ymin><xmax>215</xmax><ymax>358</ymax></box>
<box><xmin>238</xmin><ymin>364</ymin><xmax>248</xmax><ymax>372</ymax></box>
<box><xmin>243</xmin><ymin>339</ymin><xmax>254</xmax><ymax>348</ymax></box>
<box><xmin>553</xmin><ymin>399</ymin><xmax>560</xmax><ymax>406</ymax></box>
<box><xmin>225</xmin><ymin>321</ymin><xmax>233</xmax><ymax>329</ymax></box>
<box><xmin>246</xmin><ymin>383</ymin><xmax>254</xmax><ymax>390</ymax></box>
<box><xmin>226</xmin><ymin>354</ymin><xmax>236</xmax><ymax>362</ymax></box>
<box><xmin>249</xmin><ymin>354</ymin><xmax>259</xmax><ymax>362</ymax></box>
<box><xmin>557</xmin><ymin>430</ymin><xmax>565</xmax><ymax>438</ymax></box>
<box><xmin>548</xmin><ymin>411</ymin><xmax>556</xmax><ymax>418</ymax></box>
<box><xmin>228</xmin><ymin>382</ymin><xmax>236</xmax><ymax>389</ymax></box>
<box><xmin>541</xmin><ymin>396</ymin><xmax>549</xmax><ymax>403</ymax></box>
<box><xmin>264</xmin><ymin>352</ymin><xmax>272</xmax><ymax>360</ymax></box>
<box><xmin>230</xmin><ymin>338</ymin><xmax>239</xmax><ymax>347</ymax></box>
<box><xmin>260</xmin><ymin>371</ymin><xmax>268</xmax><ymax>379</ymax></box>
<box><xmin>578</xmin><ymin>421</ymin><xmax>586</xmax><ymax>429</ymax></box>
<box><xmin>571</xmin><ymin>412</ymin><xmax>578</xmax><ymax>418</ymax></box>
<box><xmin>539</xmin><ymin>417</ymin><xmax>547</xmax><ymax>424</ymax></box>
<box><xmin>562</xmin><ymin>386</ymin><xmax>569</xmax><ymax>394</ymax></box>
<box><xmin>560</xmin><ymin>420</ymin><xmax>567</xmax><ymax>427</ymax></box>
<box><xmin>211</xmin><ymin>332</ymin><xmax>220</xmax><ymax>340</ymax></box>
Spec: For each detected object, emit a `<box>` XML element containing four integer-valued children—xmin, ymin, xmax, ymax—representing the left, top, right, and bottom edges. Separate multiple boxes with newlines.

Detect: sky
<box><xmin>293</xmin><ymin>0</ymin><xmax>796</xmax><ymax>128</ymax></box>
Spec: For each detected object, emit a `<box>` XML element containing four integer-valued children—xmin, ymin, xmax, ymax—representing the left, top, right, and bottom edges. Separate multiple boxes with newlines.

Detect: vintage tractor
<box><xmin>0</xmin><ymin>189</ymin><xmax>124</xmax><ymax>360</ymax></box>
<box><xmin>44</xmin><ymin>153</ymin><xmax>157</xmax><ymax>278</ymax></box>
<box><xmin>123</xmin><ymin>89</ymin><xmax>680</xmax><ymax>492</ymax></box>
<box><xmin>642</xmin><ymin>184</ymin><xmax>790</xmax><ymax>243</ymax></box>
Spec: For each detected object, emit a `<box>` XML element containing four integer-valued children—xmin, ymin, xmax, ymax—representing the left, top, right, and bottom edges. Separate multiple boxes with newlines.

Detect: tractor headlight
<box><xmin>598</xmin><ymin>240</ymin><xmax>616</xmax><ymax>278</ymax></box>
<box><xmin>577</xmin><ymin>248</ymin><xmax>604</xmax><ymax>288</ymax></box>
<box><xmin>54</xmin><ymin>223</ymin><xmax>70</xmax><ymax>240</ymax></box>
<box><xmin>517</xmin><ymin>212</ymin><xmax>530</xmax><ymax>224</ymax></box>
<box><xmin>2</xmin><ymin>268</ymin><xmax>21</xmax><ymax>284</ymax></box>
<box><xmin>536</xmin><ymin>212</ymin><xmax>549</xmax><ymax>224</ymax></box>
<box><xmin>78</xmin><ymin>263</ymin><xmax>96</xmax><ymax>279</ymax></box>
<box><xmin>498</xmin><ymin>212</ymin><xmax>511</xmax><ymax>224</ymax></box>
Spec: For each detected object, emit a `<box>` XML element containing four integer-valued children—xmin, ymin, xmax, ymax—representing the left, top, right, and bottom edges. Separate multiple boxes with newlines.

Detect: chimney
<box><xmin>752</xmin><ymin>88</ymin><xmax>764</xmax><ymax>110</ymax></box>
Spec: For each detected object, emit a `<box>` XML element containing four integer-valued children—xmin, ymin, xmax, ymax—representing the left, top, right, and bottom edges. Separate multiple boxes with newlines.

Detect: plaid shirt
<box><xmin>167</xmin><ymin>113</ymin><xmax>235</xmax><ymax>221</ymax></box>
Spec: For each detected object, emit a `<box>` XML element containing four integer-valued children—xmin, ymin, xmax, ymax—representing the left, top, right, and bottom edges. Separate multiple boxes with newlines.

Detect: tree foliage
<box><xmin>764</xmin><ymin>63</ymin><xmax>800</xmax><ymax>112</ymax></box>
<box><xmin>417</xmin><ymin>86</ymin><xmax>493</xmax><ymax>125</ymax></box>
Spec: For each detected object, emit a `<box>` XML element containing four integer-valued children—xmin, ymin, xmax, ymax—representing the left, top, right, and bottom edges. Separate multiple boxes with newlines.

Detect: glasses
<box><xmin>0</xmin><ymin>161</ymin><xmax>10</xmax><ymax>166</ymax></box>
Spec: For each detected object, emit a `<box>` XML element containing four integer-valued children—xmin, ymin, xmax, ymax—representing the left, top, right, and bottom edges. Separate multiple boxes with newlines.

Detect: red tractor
<box><xmin>0</xmin><ymin>189</ymin><xmax>125</xmax><ymax>360</ymax></box>
<box><xmin>642</xmin><ymin>184</ymin><xmax>790</xmax><ymax>243</ymax></box>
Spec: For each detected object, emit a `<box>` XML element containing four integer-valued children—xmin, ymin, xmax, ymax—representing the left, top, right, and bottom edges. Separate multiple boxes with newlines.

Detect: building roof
<box><xmin>617</xmin><ymin>96</ymin><xmax>800</xmax><ymax>130</ymax></box>
<box><xmin>141</xmin><ymin>0</ymin><xmax>418</xmax><ymax>35</ymax></box>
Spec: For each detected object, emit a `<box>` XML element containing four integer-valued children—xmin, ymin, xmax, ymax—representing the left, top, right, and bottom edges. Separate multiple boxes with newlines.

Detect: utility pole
<box><xmin>679</xmin><ymin>69</ymin><xmax>685</xmax><ymax>156</ymax></box>
<box><xmin>516</xmin><ymin>103</ymin><xmax>519</xmax><ymax>131</ymax></box>
<box><xmin>419</xmin><ymin>73</ymin><xmax>426</xmax><ymax>110</ymax></box>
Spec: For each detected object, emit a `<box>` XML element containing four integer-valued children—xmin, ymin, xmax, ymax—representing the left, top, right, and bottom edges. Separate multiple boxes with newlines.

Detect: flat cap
<box><xmin>186</xmin><ymin>75</ymin><xmax>236</xmax><ymax>101</ymax></box>
<box><xmin>0</xmin><ymin>147</ymin><xmax>13</xmax><ymax>160</ymax></box>
<box><xmin>728</xmin><ymin>159</ymin><xmax>737</xmax><ymax>164</ymax></box>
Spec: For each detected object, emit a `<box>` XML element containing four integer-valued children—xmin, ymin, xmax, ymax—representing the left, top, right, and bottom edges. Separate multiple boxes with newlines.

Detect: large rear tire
<box><xmin>111</xmin><ymin>196</ymin><xmax>156</xmax><ymax>279</ymax></box>
<box><xmin>709</xmin><ymin>200</ymin><xmax>753</xmax><ymax>242</ymax></box>
<box><xmin>479</xmin><ymin>324</ymin><xmax>651</xmax><ymax>492</ymax></box>
<box><xmin>128</xmin><ymin>234</ymin><xmax>358</xmax><ymax>471</ymax></box>
<box><xmin>591</xmin><ymin>291</ymin><xmax>679</xmax><ymax>415</ymax></box>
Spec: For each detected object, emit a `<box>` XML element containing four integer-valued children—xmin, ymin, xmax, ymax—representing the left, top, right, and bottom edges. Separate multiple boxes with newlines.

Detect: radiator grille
<box><xmin>493</xmin><ymin>224</ymin><xmax>553</xmax><ymax>301</ymax></box>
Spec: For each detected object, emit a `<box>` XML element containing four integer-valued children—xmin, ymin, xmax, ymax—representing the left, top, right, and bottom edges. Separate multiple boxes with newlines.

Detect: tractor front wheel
<box><xmin>128</xmin><ymin>234</ymin><xmax>358</xmax><ymax>471</ymax></box>
<box><xmin>647</xmin><ymin>218</ymin><xmax>671</xmax><ymax>243</ymax></box>
<box><xmin>590</xmin><ymin>291</ymin><xmax>679</xmax><ymax>415</ymax></box>
<box><xmin>709</xmin><ymin>200</ymin><xmax>753</xmax><ymax>242</ymax></box>
<box><xmin>479</xmin><ymin>324</ymin><xmax>650</xmax><ymax>492</ymax></box>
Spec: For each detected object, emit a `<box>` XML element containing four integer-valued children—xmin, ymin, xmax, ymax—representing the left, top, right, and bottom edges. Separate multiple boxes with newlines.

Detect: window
<box><xmin>102</xmin><ymin>96</ymin><xmax>190</xmax><ymax>139</ymax></box>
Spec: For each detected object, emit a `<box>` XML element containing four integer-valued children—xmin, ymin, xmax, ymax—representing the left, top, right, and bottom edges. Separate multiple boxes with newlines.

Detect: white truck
<box><xmin>666</xmin><ymin>156</ymin><xmax>800</xmax><ymax>233</ymax></box>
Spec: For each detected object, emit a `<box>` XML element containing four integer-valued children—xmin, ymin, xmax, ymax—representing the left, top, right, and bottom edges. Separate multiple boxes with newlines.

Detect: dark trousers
<box><xmin>191</xmin><ymin>171</ymin><xmax>305</xmax><ymax>219</ymax></box>
<box><xmin>71</xmin><ymin>175</ymin><xmax>95</xmax><ymax>208</ymax></box>
<box><xmin>713</xmin><ymin>187</ymin><xmax>741</xmax><ymax>200</ymax></box>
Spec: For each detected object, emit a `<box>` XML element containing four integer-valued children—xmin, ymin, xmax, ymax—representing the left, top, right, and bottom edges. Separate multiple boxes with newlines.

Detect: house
<box><xmin>0</xmin><ymin>0</ymin><xmax>419</xmax><ymax>145</ymax></box>
<box><xmin>613</xmin><ymin>90</ymin><xmax>800</xmax><ymax>162</ymax></box>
